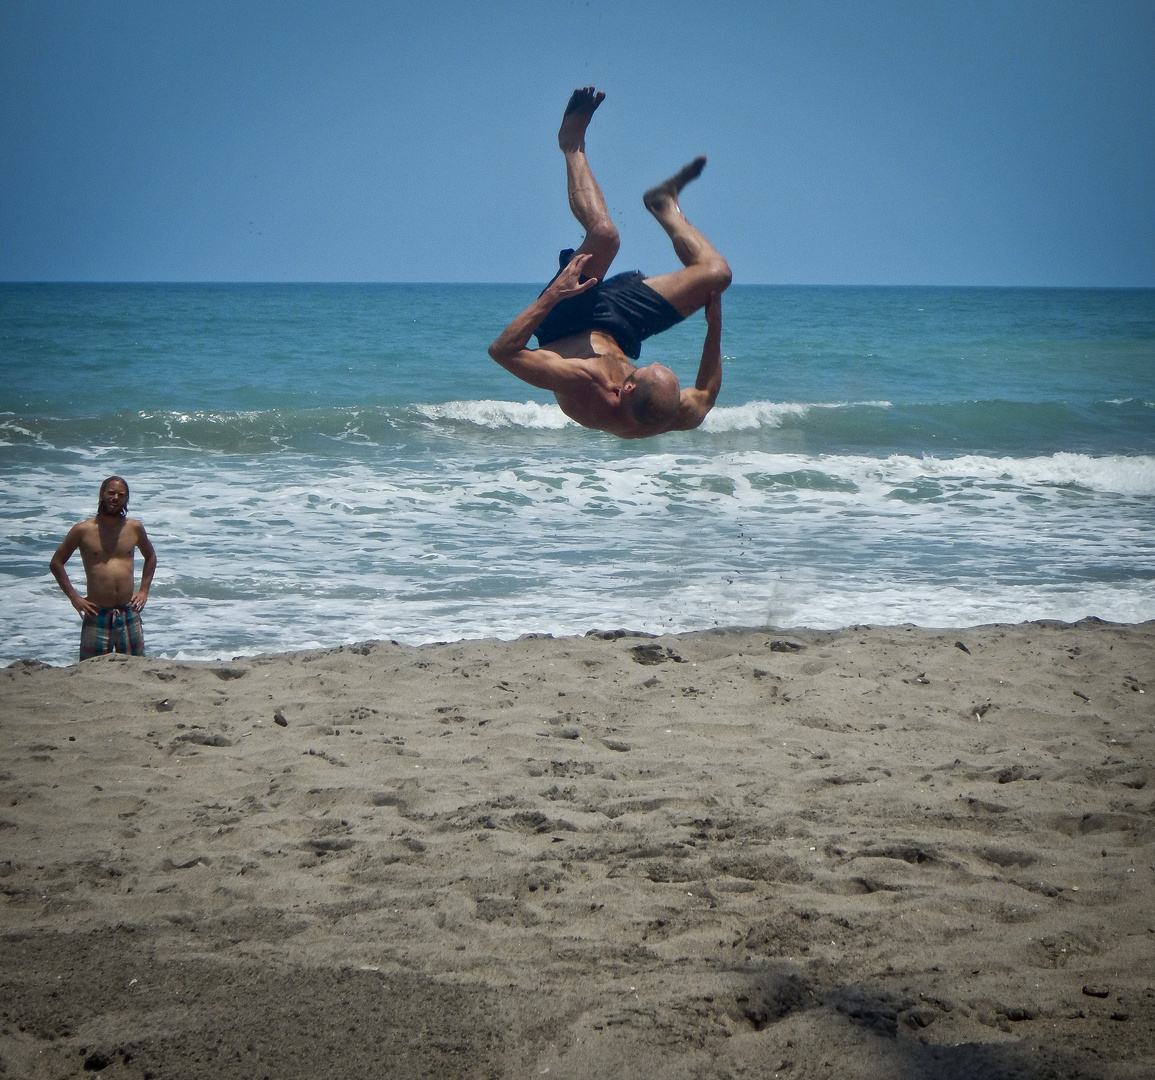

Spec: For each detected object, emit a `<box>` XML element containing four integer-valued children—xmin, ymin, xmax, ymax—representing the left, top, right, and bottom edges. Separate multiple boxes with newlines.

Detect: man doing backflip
<box><xmin>490</xmin><ymin>87</ymin><xmax>732</xmax><ymax>438</ymax></box>
<box><xmin>50</xmin><ymin>476</ymin><xmax>157</xmax><ymax>661</ymax></box>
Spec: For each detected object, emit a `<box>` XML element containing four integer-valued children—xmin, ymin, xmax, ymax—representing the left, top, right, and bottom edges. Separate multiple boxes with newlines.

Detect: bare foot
<box><xmin>558</xmin><ymin>86</ymin><xmax>605</xmax><ymax>152</ymax></box>
<box><xmin>643</xmin><ymin>156</ymin><xmax>707</xmax><ymax>213</ymax></box>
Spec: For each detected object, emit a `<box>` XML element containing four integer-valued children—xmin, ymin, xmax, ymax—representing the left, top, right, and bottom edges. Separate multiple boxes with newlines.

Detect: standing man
<box><xmin>489</xmin><ymin>87</ymin><xmax>732</xmax><ymax>438</ymax></box>
<box><xmin>50</xmin><ymin>476</ymin><xmax>157</xmax><ymax>661</ymax></box>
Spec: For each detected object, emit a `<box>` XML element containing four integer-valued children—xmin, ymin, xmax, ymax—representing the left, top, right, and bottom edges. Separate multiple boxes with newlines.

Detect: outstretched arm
<box><xmin>488</xmin><ymin>254</ymin><xmax>598</xmax><ymax>391</ymax></box>
<box><xmin>669</xmin><ymin>291</ymin><xmax>722</xmax><ymax>430</ymax></box>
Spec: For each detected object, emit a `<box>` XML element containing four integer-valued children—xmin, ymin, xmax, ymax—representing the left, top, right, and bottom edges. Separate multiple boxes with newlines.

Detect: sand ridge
<box><xmin>1</xmin><ymin>620</ymin><xmax>1153</xmax><ymax>1078</ymax></box>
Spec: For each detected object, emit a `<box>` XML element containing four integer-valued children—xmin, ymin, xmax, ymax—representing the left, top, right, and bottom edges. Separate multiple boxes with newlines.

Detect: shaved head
<box><xmin>626</xmin><ymin>365</ymin><xmax>681</xmax><ymax>428</ymax></box>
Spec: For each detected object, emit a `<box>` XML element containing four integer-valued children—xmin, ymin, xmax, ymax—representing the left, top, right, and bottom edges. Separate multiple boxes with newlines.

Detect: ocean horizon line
<box><xmin>3</xmin><ymin>280</ymin><xmax>1154</xmax><ymax>291</ymax></box>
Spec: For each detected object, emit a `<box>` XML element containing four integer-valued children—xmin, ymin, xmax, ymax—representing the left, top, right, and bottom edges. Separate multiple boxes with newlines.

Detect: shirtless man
<box><xmin>490</xmin><ymin>87</ymin><xmax>732</xmax><ymax>438</ymax></box>
<box><xmin>50</xmin><ymin>476</ymin><xmax>157</xmax><ymax>661</ymax></box>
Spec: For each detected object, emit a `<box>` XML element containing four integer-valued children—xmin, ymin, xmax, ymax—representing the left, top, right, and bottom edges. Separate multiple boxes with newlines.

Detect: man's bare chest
<box><xmin>85</xmin><ymin>523</ymin><xmax>136</xmax><ymax>563</ymax></box>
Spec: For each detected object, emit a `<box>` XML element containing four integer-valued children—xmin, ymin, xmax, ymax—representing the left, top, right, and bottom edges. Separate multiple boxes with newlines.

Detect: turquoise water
<box><xmin>2</xmin><ymin>283</ymin><xmax>1153</xmax><ymax>664</ymax></box>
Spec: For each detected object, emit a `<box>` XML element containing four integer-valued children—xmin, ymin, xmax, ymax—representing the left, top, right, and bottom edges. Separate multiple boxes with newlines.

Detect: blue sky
<box><xmin>2</xmin><ymin>1</ymin><xmax>1152</xmax><ymax>285</ymax></box>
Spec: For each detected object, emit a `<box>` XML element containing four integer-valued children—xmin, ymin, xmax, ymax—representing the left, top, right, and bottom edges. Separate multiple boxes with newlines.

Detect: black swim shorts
<box><xmin>533</xmin><ymin>251</ymin><xmax>684</xmax><ymax>360</ymax></box>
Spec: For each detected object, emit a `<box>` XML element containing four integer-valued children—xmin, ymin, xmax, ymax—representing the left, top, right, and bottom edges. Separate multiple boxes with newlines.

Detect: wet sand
<box><xmin>2</xmin><ymin>619</ymin><xmax>1153</xmax><ymax>1079</ymax></box>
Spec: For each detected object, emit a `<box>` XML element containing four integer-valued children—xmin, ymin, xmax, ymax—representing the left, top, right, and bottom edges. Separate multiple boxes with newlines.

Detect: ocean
<box><xmin>2</xmin><ymin>283</ymin><xmax>1153</xmax><ymax>666</ymax></box>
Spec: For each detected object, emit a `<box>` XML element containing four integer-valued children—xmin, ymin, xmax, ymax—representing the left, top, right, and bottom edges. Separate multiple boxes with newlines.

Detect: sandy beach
<box><xmin>1</xmin><ymin>619</ymin><xmax>1152</xmax><ymax>1079</ymax></box>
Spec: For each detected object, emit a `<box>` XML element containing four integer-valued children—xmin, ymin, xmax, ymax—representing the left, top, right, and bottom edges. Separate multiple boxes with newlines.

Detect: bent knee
<box><xmin>587</xmin><ymin>219</ymin><xmax>620</xmax><ymax>253</ymax></box>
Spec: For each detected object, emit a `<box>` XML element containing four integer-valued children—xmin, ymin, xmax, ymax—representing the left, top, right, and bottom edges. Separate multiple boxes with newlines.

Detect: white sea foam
<box><xmin>0</xmin><ymin>419</ymin><xmax>53</xmax><ymax>447</ymax></box>
<box><xmin>701</xmin><ymin>401</ymin><xmax>809</xmax><ymax>431</ymax></box>
<box><xmin>837</xmin><ymin>452</ymin><xmax>1155</xmax><ymax>497</ymax></box>
<box><xmin>996</xmin><ymin>452</ymin><xmax>1155</xmax><ymax>496</ymax></box>
<box><xmin>413</xmin><ymin>398</ymin><xmax>899</xmax><ymax>433</ymax></box>
<box><xmin>701</xmin><ymin>400</ymin><xmax>894</xmax><ymax>433</ymax></box>
<box><xmin>415</xmin><ymin>399</ymin><xmax>573</xmax><ymax>429</ymax></box>
<box><xmin>4</xmin><ymin>448</ymin><xmax>1152</xmax><ymax>666</ymax></box>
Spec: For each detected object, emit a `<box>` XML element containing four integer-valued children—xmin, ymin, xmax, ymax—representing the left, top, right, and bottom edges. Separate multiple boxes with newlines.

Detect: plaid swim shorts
<box><xmin>80</xmin><ymin>606</ymin><xmax>145</xmax><ymax>661</ymax></box>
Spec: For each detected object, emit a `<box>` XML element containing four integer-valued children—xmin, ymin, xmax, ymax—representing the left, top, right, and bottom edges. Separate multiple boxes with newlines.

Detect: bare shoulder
<box><xmin>70</xmin><ymin>516</ymin><xmax>100</xmax><ymax>540</ymax></box>
<box><xmin>127</xmin><ymin>518</ymin><xmax>154</xmax><ymax>546</ymax></box>
<box><xmin>54</xmin><ymin>516</ymin><xmax>98</xmax><ymax>558</ymax></box>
